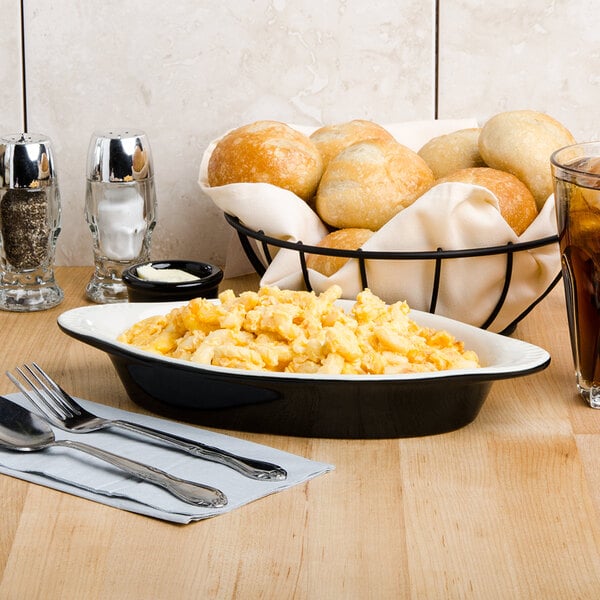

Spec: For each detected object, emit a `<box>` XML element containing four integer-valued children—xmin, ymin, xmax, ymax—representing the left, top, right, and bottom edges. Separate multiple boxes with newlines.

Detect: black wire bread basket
<box><xmin>224</xmin><ymin>213</ymin><xmax>561</xmax><ymax>335</ymax></box>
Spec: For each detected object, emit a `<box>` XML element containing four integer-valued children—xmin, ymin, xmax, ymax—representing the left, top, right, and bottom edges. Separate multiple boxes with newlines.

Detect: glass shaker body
<box><xmin>0</xmin><ymin>134</ymin><xmax>63</xmax><ymax>311</ymax></box>
<box><xmin>85</xmin><ymin>130</ymin><xmax>157</xmax><ymax>303</ymax></box>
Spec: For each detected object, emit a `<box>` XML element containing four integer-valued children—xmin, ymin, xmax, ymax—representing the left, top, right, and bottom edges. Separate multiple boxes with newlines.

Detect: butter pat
<box><xmin>136</xmin><ymin>264</ymin><xmax>200</xmax><ymax>283</ymax></box>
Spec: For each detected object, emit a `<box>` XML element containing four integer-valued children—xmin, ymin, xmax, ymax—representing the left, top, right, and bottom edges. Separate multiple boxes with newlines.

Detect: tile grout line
<box><xmin>434</xmin><ymin>0</ymin><xmax>439</xmax><ymax>120</ymax></box>
<box><xmin>19</xmin><ymin>0</ymin><xmax>28</xmax><ymax>132</ymax></box>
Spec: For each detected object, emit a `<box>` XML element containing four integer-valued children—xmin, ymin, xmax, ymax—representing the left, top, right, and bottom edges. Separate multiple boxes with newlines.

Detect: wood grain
<box><xmin>1</xmin><ymin>269</ymin><xmax>600</xmax><ymax>598</ymax></box>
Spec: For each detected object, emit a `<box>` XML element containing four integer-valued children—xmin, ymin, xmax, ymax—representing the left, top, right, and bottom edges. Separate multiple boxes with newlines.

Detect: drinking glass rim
<box><xmin>551</xmin><ymin>141</ymin><xmax>600</xmax><ymax>177</ymax></box>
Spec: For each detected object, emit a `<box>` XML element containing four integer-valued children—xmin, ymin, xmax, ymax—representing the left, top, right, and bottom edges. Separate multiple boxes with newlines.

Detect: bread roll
<box><xmin>437</xmin><ymin>167</ymin><xmax>538</xmax><ymax>235</ymax></box>
<box><xmin>207</xmin><ymin>120</ymin><xmax>323</xmax><ymax>202</ymax></box>
<box><xmin>418</xmin><ymin>128</ymin><xmax>485</xmax><ymax>179</ymax></box>
<box><xmin>310</xmin><ymin>120</ymin><xmax>395</xmax><ymax>170</ymax></box>
<box><xmin>478</xmin><ymin>110</ymin><xmax>576</xmax><ymax>209</ymax></box>
<box><xmin>306</xmin><ymin>228</ymin><xmax>374</xmax><ymax>276</ymax></box>
<box><xmin>316</xmin><ymin>138</ymin><xmax>435</xmax><ymax>230</ymax></box>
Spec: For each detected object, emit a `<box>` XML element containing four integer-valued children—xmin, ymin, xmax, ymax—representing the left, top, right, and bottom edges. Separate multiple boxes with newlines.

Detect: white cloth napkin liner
<box><xmin>198</xmin><ymin>119</ymin><xmax>561</xmax><ymax>332</ymax></box>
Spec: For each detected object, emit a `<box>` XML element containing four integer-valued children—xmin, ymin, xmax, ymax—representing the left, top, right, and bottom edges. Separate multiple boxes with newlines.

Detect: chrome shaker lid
<box><xmin>87</xmin><ymin>129</ymin><xmax>154</xmax><ymax>182</ymax></box>
<box><xmin>0</xmin><ymin>133</ymin><xmax>57</xmax><ymax>189</ymax></box>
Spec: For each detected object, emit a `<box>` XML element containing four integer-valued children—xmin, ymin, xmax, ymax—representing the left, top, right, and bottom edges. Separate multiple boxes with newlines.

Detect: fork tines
<box><xmin>6</xmin><ymin>363</ymin><xmax>79</xmax><ymax>421</ymax></box>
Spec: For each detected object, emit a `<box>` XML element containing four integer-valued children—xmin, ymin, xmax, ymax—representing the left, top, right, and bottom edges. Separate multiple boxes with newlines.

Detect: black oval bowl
<box><xmin>57</xmin><ymin>300</ymin><xmax>551</xmax><ymax>439</ymax></box>
<box><xmin>122</xmin><ymin>260</ymin><xmax>223</xmax><ymax>302</ymax></box>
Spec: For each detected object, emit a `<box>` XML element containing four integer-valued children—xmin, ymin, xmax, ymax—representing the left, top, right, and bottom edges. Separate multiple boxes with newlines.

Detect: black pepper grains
<box><xmin>0</xmin><ymin>188</ymin><xmax>50</xmax><ymax>270</ymax></box>
<box><xmin>0</xmin><ymin>133</ymin><xmax>63</xmax><ymax>311</ymax></box>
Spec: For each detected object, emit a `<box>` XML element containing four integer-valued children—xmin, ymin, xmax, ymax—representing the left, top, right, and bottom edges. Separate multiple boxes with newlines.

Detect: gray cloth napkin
<box><xmin>0</xmin><ymin>393</ymin><xmax>334</xmax><ymax>524</ymax></box>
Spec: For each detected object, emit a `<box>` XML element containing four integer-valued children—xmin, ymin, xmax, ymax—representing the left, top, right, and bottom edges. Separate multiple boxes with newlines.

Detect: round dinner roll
<box><xmin>316</xmin><ymin>138</ymin><xmax>435</xmax><ymax>230</ymax></box>
<box><xmin>478</xmin><ymin>110</ymin><xmax>576</xmax><ymax>210</ymax></box>
<box><xmin>418</xmin><ymin>128</ymin><xmax>486</xmax><ymax>179</ymax></box>
<box><xmin>436</xmin><ymin>167</ymin><xmax>538</xmax><ymax>236</ymax></box>
<box><xmin>310</xmin><ymin>120</ymin><xmax>395</xmax><ymax>170</ymax></box>
<box><xmin>207</xmin><ymin>120</ymin><xmax>323</xmax><ymax>202</ymax></box>
<box><xmin>306</xmin><ymin>228</ymin><xmax>374</xmax><ymax>276</ymax></box>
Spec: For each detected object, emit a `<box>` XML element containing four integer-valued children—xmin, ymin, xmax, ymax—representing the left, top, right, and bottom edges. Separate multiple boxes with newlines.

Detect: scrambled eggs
<box><xmin>117</xmin><ymin>285</ymin><xmax>480</xmax><ymax>375</ymax></box>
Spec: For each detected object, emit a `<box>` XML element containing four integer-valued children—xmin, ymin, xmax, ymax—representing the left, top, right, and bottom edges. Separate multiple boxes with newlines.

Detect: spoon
<box><xmin>0</xmin><ymin>396</ymin><xmax>227</xmax><ymax>507</ymax></box>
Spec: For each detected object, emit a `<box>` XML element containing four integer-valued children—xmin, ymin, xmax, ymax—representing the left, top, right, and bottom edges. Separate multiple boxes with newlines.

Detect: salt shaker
<box><xmin>85</xmin><ymin>130</ymin><xmax>157</xmax><ymax>303</ymax></box>
<box><xmin>0</xmin><ymin>133</ymin><xmax>64</xmax><ymax>311</ymax></box>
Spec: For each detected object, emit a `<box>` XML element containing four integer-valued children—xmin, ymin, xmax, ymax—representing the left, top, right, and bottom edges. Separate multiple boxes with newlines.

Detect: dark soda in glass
<box><xmin>552</xmin><ymin>144</ymin><xmax>600</xmax><ymax>407</ymax></box>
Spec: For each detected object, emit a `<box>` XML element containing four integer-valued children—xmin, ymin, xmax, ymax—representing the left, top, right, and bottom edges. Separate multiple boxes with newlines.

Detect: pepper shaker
<box><xmin>85</xmin><ymin>130</ymin><xmax>157</xmax><ymax>303</ymax></box>
<box><xmin>0</xmin><ymin>133</ymin><xmax>63</xmax><ymax>311</ymax></box>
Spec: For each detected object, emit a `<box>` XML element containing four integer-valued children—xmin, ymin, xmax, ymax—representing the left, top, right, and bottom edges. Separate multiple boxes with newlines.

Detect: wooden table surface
<box><xmin>2</xmin><ymin>267</ymin><xmax>600</xmax><ymax>599</ymax></box>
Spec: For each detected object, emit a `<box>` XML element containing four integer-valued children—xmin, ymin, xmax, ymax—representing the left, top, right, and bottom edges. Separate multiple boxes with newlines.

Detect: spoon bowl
<box><xmin>0</xmin><ymin>399</ymin><xmax>57</xmax><ymax>450</ymax></box>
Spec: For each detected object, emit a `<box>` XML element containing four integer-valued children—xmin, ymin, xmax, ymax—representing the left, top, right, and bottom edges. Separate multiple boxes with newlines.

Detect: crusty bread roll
<box><xmin>207</xmin><ymin>120</ymin><xmax>323</xmax><ymax>202</ymax></box>
<box><xmin>418</xmin><ymin>128</ymin><xmax>486</xmax><ymax>179</ymax></box>
<box><xmin>478</xmin><ymin>110</ymin><xmax>576</xmax><ymax>209</ymax></box>
<box><xmin>437</xmin><ymin>167</ymin><xmax>538</xmax><ymax>235</ymax></box>
<box><xmin>306</xmin><ymin>228</ymin><xmax>374</xmax><ymax>276</ymax></box>
<box><xmin>310</xmin><ymin>120</ymin><xmax>394</xmax><ymax>170</ymax></box>
<box><xmin>315</xmin><ymin>138</ymin><xmax>435</xmax><ymax>230</ymax></box>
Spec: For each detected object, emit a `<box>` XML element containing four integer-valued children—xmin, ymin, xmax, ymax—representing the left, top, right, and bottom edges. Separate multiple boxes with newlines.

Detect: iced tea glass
<box><xmin>552</xmin><ymin>142</ymin><xmax>600</xmax><ymax>407</ymax></box>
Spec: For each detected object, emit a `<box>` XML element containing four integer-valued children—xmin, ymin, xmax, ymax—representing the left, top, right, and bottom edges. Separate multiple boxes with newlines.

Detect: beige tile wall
<box><xmin>437</xmin><ymin>0</ymin><xmax>599</xmax><ymax>138</ymax></box>
<box><xmin>1</xmin><ymin>1</ymin><xmax>597</xmax><ymax>268</ymax></box>
<box><xmin>0</xmin><ymin>1</ymin><xmax>23</xmax><ymax>135</ymax></box>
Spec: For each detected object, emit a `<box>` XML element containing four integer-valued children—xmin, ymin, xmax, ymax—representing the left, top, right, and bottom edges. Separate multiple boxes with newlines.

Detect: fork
<box><xmin>7</xmin><ymin>363</ymin><xmax>287</xmax><ymax>482</ymax></box>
